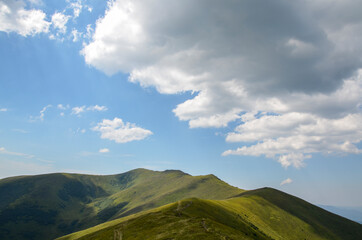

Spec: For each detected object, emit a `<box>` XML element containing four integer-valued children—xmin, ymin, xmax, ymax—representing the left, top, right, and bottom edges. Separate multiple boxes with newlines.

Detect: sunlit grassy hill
<box><xmin>59</xmin><ymin>188</ymin><xmax>362</xmax><ymax>240</ymax></box>
<box><xmin>0</xmin><ymin>168</ymin><xmax>243</xmax><ymax>240</ymax></box>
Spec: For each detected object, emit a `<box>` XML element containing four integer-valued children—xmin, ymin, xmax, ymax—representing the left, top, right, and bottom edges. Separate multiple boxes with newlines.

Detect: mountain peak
<box><xmin>162</xmin><ymin>169</ymin><xmax>190</xmax><ymax>176</ymax></box>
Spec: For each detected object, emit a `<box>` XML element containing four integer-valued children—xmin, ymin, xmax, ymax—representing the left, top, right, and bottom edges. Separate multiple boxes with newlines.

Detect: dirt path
<box><xmin>201</xmin><ymin>219</ymin><xmax>209</xmax><ymax>232</ymax></box>
<box><xmin>177</xmin><ymin>201</ymin><xmax>192</xmax><ymax>211</ymax></box>
<box><xmin>175</xmin><ymin>200</ymin><xmax>193</xmax><ymax>217</ymax></box>
<box><xmin>114</xmin><ymin>228</ymin><xmax>123</xmax><ymax>240</ymax></box>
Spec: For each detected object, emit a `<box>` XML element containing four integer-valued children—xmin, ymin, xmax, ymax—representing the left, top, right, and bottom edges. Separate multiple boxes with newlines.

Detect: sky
<box><xmin>0</xmin><ymin>0</ymin><xmax>361</xmax><ymax>207</ymax></box>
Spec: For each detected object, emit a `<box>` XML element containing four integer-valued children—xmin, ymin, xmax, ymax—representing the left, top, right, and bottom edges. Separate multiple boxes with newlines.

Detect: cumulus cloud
<box><xmin>0</xmin><ymin>0</ymin><xmax>94</xmax><ymax>40</ymax></box>
<box><xmin>83</xmin><ymin>0</ymin><xmax>362</xmax><ymax>92</ymax></box>
<box><xmin>0</xmin><ymin>0</ymin><xmax>50</xmax><ymax>36</ymax></box>
<box><xmin>99</xmin><ymin>148</ymin><xmax>109</xmax><ymax>153</ymax></box>
<box><xmin>0</xmin><ymin>108</ymin><xmax>7</xmax><ymax>112</ymax></box>
<box><xmin>92</xmin><ymin>117</ymin><xmax>153</xmax><ymax>143</ymax></box>
<box><xmin>223</xmin><ymin>112</ymin><xmax>362</xmax><ymax>168</ymax></box>
<box><xmin>280</xmin><ymin>178</ymin><xmax>293</xmax><ymax>186</ymax></box>
<box><xmin>82</xmin><ymin>0</ymin><xmax>362</xmax><ymax>167</ymax></box>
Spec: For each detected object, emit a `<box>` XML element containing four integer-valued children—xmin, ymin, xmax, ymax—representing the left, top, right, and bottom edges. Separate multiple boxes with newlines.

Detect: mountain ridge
<box><xmin>0</xmin><ymin>168</ymin><xmax>243</xmax><ymax>240</ymax></box>
<box><xmin>58</xmin><ymin>187</ymin><xmax>362</xmax><ymax>240</ymax></box>
<box><xmin>1</xmin><ymin>169</ymin><xmax>361</xmax><ymax>240</ymax></box>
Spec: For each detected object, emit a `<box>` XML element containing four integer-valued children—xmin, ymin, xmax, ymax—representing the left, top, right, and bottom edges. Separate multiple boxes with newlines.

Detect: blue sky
<box><xmin>0</xmin><ymin>0</ymin><xmax>362</xmax><ymax>207</ymax></box>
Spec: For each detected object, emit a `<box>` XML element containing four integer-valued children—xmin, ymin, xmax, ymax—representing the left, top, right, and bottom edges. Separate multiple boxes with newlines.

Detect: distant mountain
<box><xmin>59</xmin><ymin>188</ymin><xmax>362</xmax><ymax>240</ymax></box>
<box><xmin>319</xmin><ymin>205</ymin><xmax>362</xmax><ymax>224</ymax></box>
<box><xmin>0</xmin><ymin>168</ymin><xmax>243</xmax><ymax>240</ymax></box>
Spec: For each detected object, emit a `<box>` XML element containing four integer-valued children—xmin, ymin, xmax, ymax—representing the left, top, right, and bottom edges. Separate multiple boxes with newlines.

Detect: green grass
<box><xmin>2</xmin><ymin>169</ymin><xmax>361</xmax><ymax>240</ymax></box>
<box><xmin>0</xmin><ymin>168</ymin><xmax>243</xmax><ymax>240</ymax></box>
<box><xmin>58</xmin><ymin>188</ymin><xmax>362</xmax><ymax>240</ymax></box>
<box><xmin>58</xmin><ymin>199</ymin><xmax>273</xmax><ymax>240</ymax></box>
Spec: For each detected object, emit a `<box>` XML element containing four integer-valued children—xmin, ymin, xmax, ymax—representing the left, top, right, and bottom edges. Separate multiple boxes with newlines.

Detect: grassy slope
<box><xmin>58</xmin><ymin>199</ymin><xmax>273</xmax><ymax>240</ymax></box>
<box><xmin>235</xmin><ymin>188</ymin><xmax>362</xmax><ymax>239</ymax></box>
<box><xmin>59</xmin><ymin>188</ymin><xmax>362</xmax><ymax>240</ymax></box>
<box><xmin>0</xmin><ymin>169</ymin><xmax>243</xmax><ymax>240</ymax></box>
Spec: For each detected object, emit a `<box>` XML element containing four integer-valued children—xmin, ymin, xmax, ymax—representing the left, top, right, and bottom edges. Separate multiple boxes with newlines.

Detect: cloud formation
<box><xmin>92</xmin><ymin>118</ymin><xmax>152</xmax><ymax>143</ymax></box>
<box><xmin>71</xmin><ymin>105</ymin><xmax>108</xmax><ymax>116</ymax></box>
<box><xmin>0</xmin><ymin>0</ymin><xmax>50</xmax><ymax>36</ymax></box>
<box><xmin>223</xmin><ymin>112</ymin><xmax>362</xmax><ymax>168</ymax></box>
<box><xmin>82</xmin><ymin>0</ymin><xmax>362</xmax><ymax>168</ymax></box>
<box><xmin>57</xmin><ymin>104</ymin><xmax>69</xmax><ymax>110</ymax></box>
<box><xmin>0</xmin><ymin>147</ymin><xmax>34</xmax><ymax>158</ymax></box>
<box><xmin>51</xmin><ymin>12</ymin><xmax>70</xmax><ymax>34</ymax></box>
<box><xmin>280</xmin><ymin>178</ymin><xmax>293</xmax><ymax>186</ymax></box>
<box><xmin>99</xmin><ymin>148</ymin><xmax>109</xmax><ymax>153</ymax></box>
<box><xmin>0</xmin><ymin>0</ymin><xmax>94</xmax><ymax>41</ymax></box>
<box><xmin>30</xmin><ymin>105</ymin><xmax>52</xmax><ymax>122</ymax></box>
<box><xmin>67</xmin><ymin>0</ymin><xmax>92</xmax><ymax>19</ymax></box>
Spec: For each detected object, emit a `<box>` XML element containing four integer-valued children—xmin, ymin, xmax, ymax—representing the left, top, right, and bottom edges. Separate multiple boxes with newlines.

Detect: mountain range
<box><xmin>0</xmin><ymin>169</ymin><xmax>361</xmax><ymax>239</ymax></box>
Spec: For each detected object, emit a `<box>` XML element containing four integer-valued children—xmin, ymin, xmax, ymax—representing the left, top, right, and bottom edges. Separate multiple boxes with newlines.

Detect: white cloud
<box><xmin>0</xmin><ymin>0</ymin><xmax>50</xmax><ymax>36</ymax></box>
<box><xmin>71</xmin><ymin>28</ymin><xmax>81</xmax><ymax>42</ymax></box>
<box><xmin>82</xmin><ymin>0</ymin><xmax>362</xmax><ymax>167</ymax></box>
<box><xmin>65</xmin><ymin>0</ymin><xmax>93</xmax><ymax>20</ymax></box>
<box><xmin>99</xmin><ymin>148</ymin><xmax>109</xmax><ymax>153</ymax></box>
<box><xmin>278</xmin><ymin>153</ymin><xmax>310</xmax><ymax>169</ymax></box>
<box><xmin>0</xmin><ymin>147</ymin><xmax>34</xmax><ymax>158</ymax></box>
<box><xmin>30</xmin><ymin>104</ymin><xmax>52</xmax><ymax>121</ymax></box>
<box><xmin>72</xmin><ymin>128</ymin><xmax>86</xmax><ymax>135</ymax></box>
<box><xmin>92</xmin><ymin>117</ymin><xmax>153</xmax><ymax>143</ymax></box>
<box><xmin>12</xmin><ymin>129</ymin><xmax>29</xmax><ymax>133</ymax></box>
<box><xmin>67</xmin><ymin>0</ymin><xmax>82</xmax><ymax>19</ymax></box>
<box><xmin>280</xmin><ymin>178</ymin><xmax>293</xmax><ymax>186</ymax></box>
<box><xmin>57</xmin><ymin>104</ymin><xmax>65</xmax><ymax>110</ymax></box>
<box><xmin>0</xmin><ymin>108</ymin><xmax>7</xmax><ymax>112</ymax></box>
<box><xmin>0</xmin><ymin>0</ymin><xmax>94</xmax><ymax>40</ymax></box>
<box><xmin>223</xmin><ymin>113</ymin><xmax>362</xmax><ymax>168</ymax></box>
<box><xmin>187</xmin><ymin>111</ymin><xmax>241</xmax><ymax>129</ymax></box>
<box><xmin>57</xmin><ymin>104</ymin><xmax>69</xmax><ymax>110</ymax></box>
<box><xmin>39</xmin><ymin>105</ymin><xmax>51</xmax><ymax>121</ymax></box>
<box><xmin>71</xmin><ymin>105</ymin><xmax>86</xmax><ymax>115</ymax></box>
<box><xmin>71</xmin><ymin>105</ymin><xmax>107</xmax><ymax>116</ymax></box>
<box><xmin>51</xmin><ymin>11</ymin><xmax>70</xmax><ymax>34</ymax></box>
<box><xmin>87</xmin><ymin>105</ymin><xmax>108</xmax><ymax>112</ymax></box>
<box><xmin>85</xmin><ymin>23</ymin><xmax>93</xmax><ymax>39</ymax></box>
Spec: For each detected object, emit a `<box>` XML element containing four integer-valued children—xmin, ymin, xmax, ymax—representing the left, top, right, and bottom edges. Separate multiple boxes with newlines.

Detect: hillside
<box><xmin>0</xmin><ymin>169</ymin><xmax>243</xmax><ymax>240</ymax></box>
<box><xmin>59</xmin><ymin>188</ymin><xmax>362</xmax><ymax>240</ymax></box>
